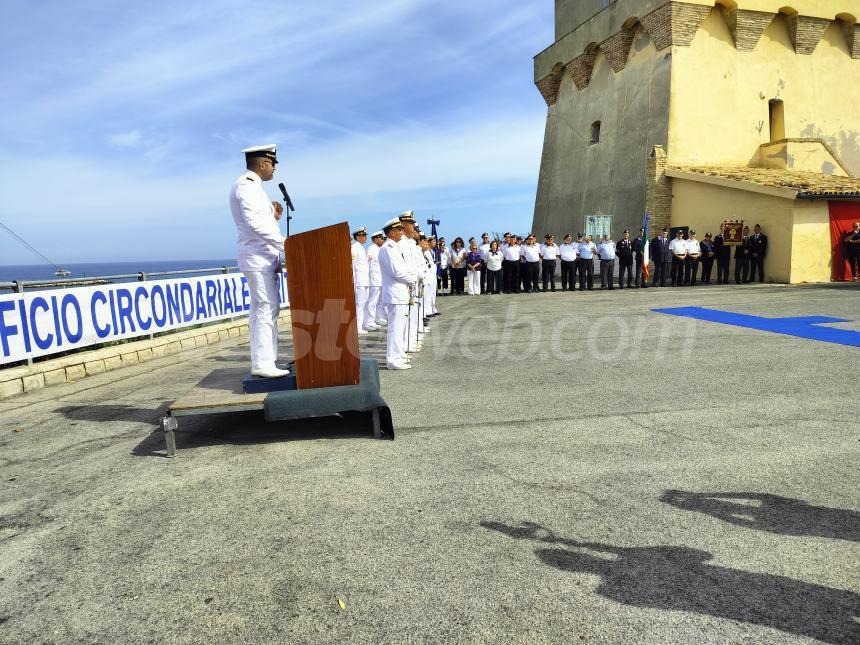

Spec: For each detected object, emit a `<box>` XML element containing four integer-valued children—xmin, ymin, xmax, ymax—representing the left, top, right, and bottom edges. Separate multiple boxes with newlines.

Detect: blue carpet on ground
<box><xmin>652</xmin><ymin>307</ymin><xmax>860</xmax><ymax>348</ymax></box>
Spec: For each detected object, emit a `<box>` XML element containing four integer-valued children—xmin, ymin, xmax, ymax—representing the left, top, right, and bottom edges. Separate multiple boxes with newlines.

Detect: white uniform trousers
<box><xmin>243</xmin><ymin>270</ymin><xmax>281</xmax><ymax>371</ymax></box>
<box><xmin>467</xmin><ymin>269</ymin><xmax>480</xmax><ymax>294</ymax></box>
<box><xmin>354</xmin><ymin>286</ymin><xmax>369</xmax><ymax>332</ymax></box>
<box><xmin>423</xmin><ymin>277</ymin><xmax>435</xmax><ymax>315</ymax></box>
<box><xmin>367</xmin><ymin>286</ymin><xmax>381</xmax><ymax>326</ymax></box>
<box><xmin>384</xmin><ymin>303</ymin><xmax>408</xmax><ymax>365</ymax></box>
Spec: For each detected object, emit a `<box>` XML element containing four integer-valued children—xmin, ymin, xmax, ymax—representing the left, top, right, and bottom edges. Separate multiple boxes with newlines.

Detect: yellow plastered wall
<box><xmin>790</xmin><ymin>200</ymin><xmax>833</xmax><ymax>283</ymax></box>
<box><xmin>669</xmin><ymin>178</ymin><xmax>831</xmax><ymax>283</ymax></box>
<box><xmin>669</xmin><ymin>7</ymin><xmax>860</xmax><ymax>175</ymax></box>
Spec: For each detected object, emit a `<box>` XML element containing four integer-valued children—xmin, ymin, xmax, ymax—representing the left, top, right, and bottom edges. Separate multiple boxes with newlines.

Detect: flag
<box><xmin>642</xmin><ymin>210</ymin><xmax>650</xmax><ymax>284</ymax></box>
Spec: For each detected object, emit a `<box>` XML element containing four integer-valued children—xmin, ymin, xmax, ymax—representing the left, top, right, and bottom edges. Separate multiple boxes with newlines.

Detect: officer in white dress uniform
<box><xmin>397</xmin><ymin>211</ymin><xmax>424</xmax><ymax>352</ymax></box>
<box><xmin>350</xmin><ymin>227</ymin><xmax>371</xmax><ymax>334</ymax></box>
<box><xmin>378</xmin><ymin>218</ymin><xmax>417</xmax><ymax>369</ymax></box>
<box><xmin>425</xmin><ymin>236</ymin><xmax>439</xmax><ymax>316</ymax></box>
<box><xmin>366</xmin><ymin>231</ymin><xmax>386</xmax><ymax>327</ymax></box>
<box><xmin>228</xmin><ymin>144</ymin><xmax>288</xmax><ymax>378</ymax></box>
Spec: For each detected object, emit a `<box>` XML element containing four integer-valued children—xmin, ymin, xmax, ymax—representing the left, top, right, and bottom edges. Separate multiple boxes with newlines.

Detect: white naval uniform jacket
<box><xmin>423</xmin><ymin>249</ymin><xmax>435</xmax><ymax>282</ymax></box>
<box><xmin>229</xmin><ymin>171</ymin><xmax>285</xmax><ymax>272</ymax></box>
<box><xmin>351</xmin><ymin>240</ymin><xmax>370</xmax><ymax>287</ymax></box>
<box><xmin>366</xmin><ymin>243</ymin><xmax>382</xmax><ymax>287</ymax></box>
<box><xmin>379</xmin><ymin>239</ymin><xmax>416</xmax><ymax>304</ymax></box>
<box><xmin>398</xmin><ymin>237</ymin><xmax>422</xmax><ymax>287</ymax></box>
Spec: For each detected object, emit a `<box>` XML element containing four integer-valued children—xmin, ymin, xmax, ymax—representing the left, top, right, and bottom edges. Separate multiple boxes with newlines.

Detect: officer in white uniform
<box><xmin>425</xmin><ymin>236</ymin><xmax>439</xmax><ymax>316</ymax></box>
<box><xmin>228</xmin><ymin>144</ymin><xmax>288</xmax><ymax>378</ymax></box>
<box><xmin>397</xmin><ymin>211</ymin><xmax>424</xmax><ymax>352</ymax></box>
<box><xmin>351</xmin><ymin>227</ymin><xmax>371</xmax><ymax>334</ymax></box>
<box><xmin>378</xmin><ymin>218</ymin><xmax>417</xmax><ymax>369</ymax></box>
<box><xmin>366</xmin><ymin>231</ymin><xmax>386</xmax><ymax>327</ymax></box>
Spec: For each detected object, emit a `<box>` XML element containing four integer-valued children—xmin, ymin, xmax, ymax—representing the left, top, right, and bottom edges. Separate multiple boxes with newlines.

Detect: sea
<box><xmin>0</xmin><ymin>259</ymin><xmax>239</xmax><ymax>285</ymax></box>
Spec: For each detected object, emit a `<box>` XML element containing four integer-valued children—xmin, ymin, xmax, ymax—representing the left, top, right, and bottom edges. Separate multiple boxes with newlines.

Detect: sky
<box><xmin>0</xmin><ymin>0</ymin><xmax>553</xmax><ymax>265</ymax></box>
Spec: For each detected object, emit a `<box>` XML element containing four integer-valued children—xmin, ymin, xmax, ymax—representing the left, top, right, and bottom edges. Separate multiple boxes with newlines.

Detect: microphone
<box><xmin>278</xmin><ymin>183</ymin><xmax>295</xmax><ymax>212</ymax></box>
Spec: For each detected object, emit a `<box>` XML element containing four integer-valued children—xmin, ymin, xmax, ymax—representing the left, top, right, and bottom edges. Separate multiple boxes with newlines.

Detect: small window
<box><xmin>590</xmin><ymin>121</ymin><xmax>601</xmax><ymax>145</ymax></box>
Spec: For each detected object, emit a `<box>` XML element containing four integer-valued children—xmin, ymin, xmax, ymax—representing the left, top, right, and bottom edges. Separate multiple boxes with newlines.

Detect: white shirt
<box><xmin>503</xmin><ymin>244</ymin><xmax>521</xmax><ymax>261</ymax></box>
<box><xmin>449</xmin><ymin>247</ymin><xmax>467</xmax><ymax>268</ymax></box>
<box><xmin>479</xmin><ymin>242</ymin><xmax>491</xmax><ymax>261</ymax></box>
<box><xmin>351</xmin><ymin>239</ymin><xmax>370</xmax><ymax>287</ymax></box>
<box><xmin>379</xmin><ymin>239</ymin><xmax>416</xmax><ymax>305</ymax></box>
<box><xmin>669</xmin><ymin>238</ymin><xmax>688</xmax><ymax>256</ymax></box>
<box><xmin>228</xmin><ymin>171</ymin><xmax>286</xmax><ymax>272</ymax></box>
<box><xmin>485</xmin><ymin>250</ymin><xmax>503</xmax><ymax>272</ymax></box>
<box><xmin>424</xmin><ymin>249</ymin><xmax>435</xmax><ymax>281</ymax></box>
<box><xmin>438</xmin><ymin>249</ymin><xmax>450</xmax><ymax>269</ymax></box>
<box><xmin>398</xmin><ymin>237</ymin><xmax>422</xmax><ymax>286</ymax></box>
<box><xmin>540</xmin><ymin>243</ymin><xmax>559</xmax><ymax>260</ymax></box>
<box><xmin>686</xmin><ymin>239</ymin><xmax>701</xmax><ymax>255</ymax></box>
<box><xmin>597</xmin><ymin>241</ymin><xmax>616</xmax><ymax>260</ymax></box>
<box><xmin>559</xmin><ymin>243</ymin><xmax>577</xmax><ymax>261</ymax></box>
<box><xmin>366</xmin><ymin>243</ymin><xmax>383</xmax><ymax>287</ymax></box>
<box><xmin>522</xmin><ymin>244</ymin><xmax>541</xmax><ymax>262</ymax></box>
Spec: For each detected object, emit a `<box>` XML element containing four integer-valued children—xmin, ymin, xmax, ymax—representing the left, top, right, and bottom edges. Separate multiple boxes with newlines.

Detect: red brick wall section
<box><xmin>564</xmin><ymin>50</ymin><xmax>597</xmax><ymax>90</ymax></box>
<box><xmin>599</xmin><ymin>30</ymin><xmax>636</xmax><ymax>73</ymax></box>
<box><xmin>536</xmin><ymin>73</ymin><xmax>562</xmax><ymax>107</ymax></box>
<box><xmin>722</xmin><ymin>8</ymin><xmax>776</xmax><ymax>51</ymax></box>
<box><xmin>639</xmin><ymin>2</ymin><xmax>711</xmax><ymax>51</ymax></box>
<box><xmin>787</xmin><ymin>15</ymin><xmax>832</xmax><ymax>55</ymax></box>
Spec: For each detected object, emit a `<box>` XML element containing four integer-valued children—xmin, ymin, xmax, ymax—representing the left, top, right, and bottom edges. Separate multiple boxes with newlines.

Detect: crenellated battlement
<box><xmin>536</xmin><ymin>1</ymin><xmax>860</xmax><ymax>106</ymax></box>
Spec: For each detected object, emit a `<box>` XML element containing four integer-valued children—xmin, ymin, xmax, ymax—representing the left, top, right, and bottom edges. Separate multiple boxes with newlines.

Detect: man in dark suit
<box><xmin>734</xmin><ymin>226</ymin><xmax>750</xmax><ymax>284</ymax></box>
<box><xmin>632</xmin><ymin>228</ymin><xmax>647</xmax><ymax>288</ymax></box>
<box><xmin>748</xmin><ymin>224</ymin><xmax>768</xmax><ymax>282</ymax></box>
<box><xmin>616</xmin><ymin>230</ymin><xmax>635</xmax><ymax>288</ymax></box>
<box><xmin>650</xmin><ymin>228</ymin><xmax>670</xmax><ymax>287</ymax></box>
<box><xmin>713</xmin><ymin>226</ymin><xmax>730</xmax><ymax>284</ymax></box>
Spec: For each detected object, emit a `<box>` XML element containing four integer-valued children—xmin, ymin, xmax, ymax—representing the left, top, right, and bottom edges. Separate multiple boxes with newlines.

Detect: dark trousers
<box><xmin>487</xmin><ymin>269</ymin><xmax>502</xmax><ymax>293</ymax></box>
<box><xmin>652</xmin><ymin>261</ymin><xmax>667</xmax><ymax>287</ymax></box>
<box><xmin>701</xmin><ymin>257</ymin><xmax>714</xmax><ymax>284</ymax></box>
<box><xmin>560</xmin><ymin>260</ymin><xmax>576</xmax><ymax>290</ymax></box>
<box><xmin>451</xmin><ymin>267</ymin><xmax>466</xmax><ymax>294</ymax></box>
<box><xmin>735</xmin><ymin>257</ymin><xmax>749</xmax><ymax>283</ymax></box>
<box><xmin>599</xmin><ymin>259</ymin><xmax>615</xmax><ymax>289</ymax></box>
<box><xmin>502</xmin><ymin>259</ymin><xmax>520</xmax><ymax>293</ymax></box>
<box><xmin>524</xmin><ymin>261</ymin><xmax>540</xmax><ymax>292</ymax></box>
<box><xmin>849</xmin><ymin>250</ymin><xmax>860</xmax><ymax>278</ymax></box>
<box><xmin>541</xmin><ymin>260</ymin><xmax>556</xmax><ymax>291</ymax></box>
<box><xmin>671</xmin><ymin>256</ymin><xmax>685</xmax><ymax>286</ymax></box>
<box><xmin>438</xmin><ymin>267</ymin><xmax>449</xmax><ymax>292</ymax></box>
<box><xmin>618</xmin><ymin>259</ymin><xmax>633</xmax><ymax>287</ymax></box>
<box><xmin>716</xmin><ymin>257</ymin><xmax>729</xmax><ymax>284</ymax></box>
<box><xmin>749</xmin><ymin>255</ymin><xmax>765</xmax><ymax>282</ymax></box>
<box><xmin>480</xmin><ymin>261</ymin><xmax>488</xmax><ymax>293</ymax></box>
<box><xmin>684</xmin><ymin>257</ymin><xmax>700</xmax><ymax>285</ymax></box>
<box><xmin>577</xmin><ymin>258</ymin><xmax>594</xmax><ymax>290</ymax></box>
<box><xmin>635</xmin><ymin>255</ymin><xmax>646</xmax><ymax>287</ymax></box>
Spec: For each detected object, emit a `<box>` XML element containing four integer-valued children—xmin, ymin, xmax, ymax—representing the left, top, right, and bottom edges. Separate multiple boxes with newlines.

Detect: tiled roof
<box><xmin>666</xmin><ymin>165</ymin><xmax>860</xmax><ymax>198</ymax></box>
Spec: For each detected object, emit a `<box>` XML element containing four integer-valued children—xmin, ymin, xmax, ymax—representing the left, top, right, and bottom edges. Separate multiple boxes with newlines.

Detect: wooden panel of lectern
<box><xmin>283</xmin><ymin>222</ymin><xmax>360</xmax><ymax>389</ymax></box>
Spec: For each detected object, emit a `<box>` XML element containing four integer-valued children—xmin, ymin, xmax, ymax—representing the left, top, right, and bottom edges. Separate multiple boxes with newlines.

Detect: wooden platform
<box><xmin>168</xmin><ymin>367</ymin><xmax>267</xmax><ymax>416</ymax></box>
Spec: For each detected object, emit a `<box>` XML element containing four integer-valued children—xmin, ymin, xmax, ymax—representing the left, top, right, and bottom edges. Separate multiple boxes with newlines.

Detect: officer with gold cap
<box><xmin>378</xmin><ymin>217</ymin><xmax>417</xmax><ymax>369</ymax></box>
<box><xmin>351</xmin><ymin>226</ymin><xmax>371</xmax><ymax>334</ymax></box>
<box><xmin>229</xmin><ymin>144</ymin><xmax>288</xmax><ymax>378</ymax></box>
<box><xmin>397</xmin><ymin>210</ymin><xmax>425</xmax><ymax>352</ymax></box>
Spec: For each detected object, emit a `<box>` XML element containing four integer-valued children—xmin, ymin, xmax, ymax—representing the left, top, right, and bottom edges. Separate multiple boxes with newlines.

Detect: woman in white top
<box><xmin>448</xmin><ymin>237</ymin><xmax>467</xmax><ymax>295</ymax></box>
<box><xmin>485</xmin><ymin>240</ymin><xmax>503</xmax><ymax>294</ymax></box>
<box><xmin>437</xmin><ymin>239</ymin><xmax>450</xmax><ymax>295</ymax></box>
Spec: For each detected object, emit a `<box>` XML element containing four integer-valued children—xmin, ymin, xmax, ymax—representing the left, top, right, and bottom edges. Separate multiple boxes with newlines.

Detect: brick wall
<box><xmin>722</xmin><ymin>9</ymin><xmax>775</xmax><ymax>51</ymax></box>
<box><xmin>564</xmin><ymin>50</ymin><xmax>597</xmax><ymax>90</ymax></box>
<box><xmin>645</xmin><ymin>145</ymin><xmax>672</xmax><ymax>233</ymax></box>
<box><xmin>639</xmin><ymin>2</ymin><xmax>711</xmax><ymax>51</ymax></box>
<box><xmin>599</xmin><ymin>30</ymin><xmax>636</xmax><ymax>73</ymax></box>
<box><xmin>536</xmin><ymin>73</ymin><xmax>562</xmax><ymax>106</ymax></box>
<box><xmin>788</xmin><ymin>15</ymin><xmax>833</xmax><ymax>55</ymax></box>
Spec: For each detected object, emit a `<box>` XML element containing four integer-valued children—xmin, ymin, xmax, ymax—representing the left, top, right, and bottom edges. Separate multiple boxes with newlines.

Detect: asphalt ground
<box><xmin>0</xmin><ymin>282</ymin><xmax>858</xmax><ymax>644</ymax></box>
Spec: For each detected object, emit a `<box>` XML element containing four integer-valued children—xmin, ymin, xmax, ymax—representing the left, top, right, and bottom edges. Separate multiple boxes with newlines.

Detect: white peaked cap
<box><xmin>241</xmin><ymin>144</ymin><xmax>277</xmax><ymax>154</ymax></box>
<box><xmin>371</xmin><ymin>231</ymin><xmax>384</xmax><ymax>238</ymax></box>
<box><xmin>382</xmin><ymin>217</ymin><xmax>402</xmax><ymax>230</ymax></box>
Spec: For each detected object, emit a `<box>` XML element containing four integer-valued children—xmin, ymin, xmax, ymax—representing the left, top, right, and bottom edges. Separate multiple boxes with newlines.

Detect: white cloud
<box><xmin>107</xmin><ymin>130</ymin><xmax>143</xmax><ymax>148</ymax></box>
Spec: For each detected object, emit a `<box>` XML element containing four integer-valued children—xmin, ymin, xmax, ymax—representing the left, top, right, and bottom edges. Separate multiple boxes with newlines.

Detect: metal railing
<box><xmin>0</xmin><ymin>265</ymin><xmax>239</xmax><ymax>293</ymax></box>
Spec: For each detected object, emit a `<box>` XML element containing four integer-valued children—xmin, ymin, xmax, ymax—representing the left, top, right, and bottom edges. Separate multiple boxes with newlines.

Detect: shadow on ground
<box><xmin>56</xmin><ymin>403</ymin><xmax>170</xmax><ymax>424</ymax></box>
<box><xmin>481</xmin><ymin>520</ymin><xmax>860</xmax><ymax>645</ymax></box>
<box><xmin>131</xmin><ymin>410</ymin><xmax>383</xmax><ymax>457</ymax></box>
<box><xmin>661</xmin><ymin>490</ymin><xmax>860</xmax><ymax>542</ymax></box>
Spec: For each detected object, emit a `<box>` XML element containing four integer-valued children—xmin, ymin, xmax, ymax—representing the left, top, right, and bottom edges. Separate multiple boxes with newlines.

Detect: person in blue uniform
<box><xmin>713</xmin><ymin>226</ymin><xmax>730</xmax><ymax>285</ymax></box>
<box><xmin>616</xmin><ymin>230</ymin><xmax>634</xmax><ymax>288</ymax></box>
<box><xmin>748</xmin><ymin>224</ymin><xmax>768</xmax><ymax>282</ymax></box>
<box><xmin>632</xmin><ymin>228</ymin><xmax>647</xmax><ymax>288</ymax></box>
<box><xmin>735</xmin><ymin>226</ymin><xmax>750</xmax><ymax>284</ymax></box>
<box><xmin>650</xmin><ymin>229</ymin><xmax>670</xmax><ymax>287</ymax></box>
<box><xmin>699</xmin><ymin>233</ymin><xmax>715</xmax><ymax>284</ymax></box>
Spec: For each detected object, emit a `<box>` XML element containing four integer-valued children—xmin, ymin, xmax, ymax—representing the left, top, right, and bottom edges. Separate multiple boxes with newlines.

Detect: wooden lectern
<box><xmin>284</xmin><ymin>222</ymin><xmax>360</xmax><ymax>389</ymax></box>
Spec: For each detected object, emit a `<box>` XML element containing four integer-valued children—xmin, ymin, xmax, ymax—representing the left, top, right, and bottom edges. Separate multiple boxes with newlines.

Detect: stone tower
<box><xmin>531</xmin><ymin>0</ymin><xmax>860</xmax><ymax>239</ymax></box>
